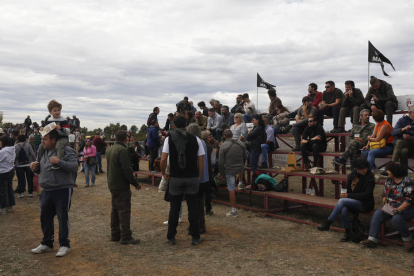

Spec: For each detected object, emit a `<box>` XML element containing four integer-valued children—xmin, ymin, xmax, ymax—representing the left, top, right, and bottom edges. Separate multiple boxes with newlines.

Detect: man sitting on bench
<box><xmin>333</xmin><ymin>109</ymin><xmax>375</xmax><ymax>169</ymax></box>
<box><xmin>300</xmin><ymin>116</ymin><xmax>327</xmax><ymax>170</ymax></box>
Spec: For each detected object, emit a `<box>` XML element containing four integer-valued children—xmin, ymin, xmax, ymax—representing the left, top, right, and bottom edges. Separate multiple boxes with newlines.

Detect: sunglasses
<box><xmin>85</xmin><ymin>140</ymin><xmax>90</xmax><ymax>142</ymax></box>
<box><xmin>325</xmin><ymin>86</ymin><xmax>331</xmax><ymax>89</ymax></box>
<box><xmin>308</xmin><ymin>120</ymin><xmax>314</xmax><ymax>123</ymax></box>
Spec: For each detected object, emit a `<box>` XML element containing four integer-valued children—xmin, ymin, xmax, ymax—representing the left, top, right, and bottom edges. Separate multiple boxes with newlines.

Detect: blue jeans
<box><xmin>96</xmin><ymin>152</ymin><xmax>103</xmax><ymax>172</ymax></box>
<box><xmin>328</xmin><ymin>198</ymin><xmax>362</xmax><ymax>229</ymax></box>
<box><xmin>361</xmin><ymin>146</ymin><xmax>394</xmax><ymax>170</ymax></box>
<box><xmin>249</xmin><ymin>151</ymin><xmax>261</xmax><ymax>173</ymax></box>
<box><xmin>368</xmin><ymin>207</ymin><xmax>414</xmax><ymax>242</ymax></box>
<box><xmin>34</xmin><ymin>144</ymin><xmax>40</xmax><ymax>156</ymax></box>
<box><xmin>84</xmin><ymin>161</ymin><xmax>96</xmax><ymax>186</ymax></box>
<box><xmin>272</xmin><ymin>126</ymin><xmax>280</xmax><ymax>135</ymax></box>
<box><xmin>225</xmin><ymin>174</ymin><xmax>236</xmax><ymax>191</ymax></box>
<box><xmin>261</xmin><ymin>144</ymin><xmax>270</xmax><ymax>165</ymax></box>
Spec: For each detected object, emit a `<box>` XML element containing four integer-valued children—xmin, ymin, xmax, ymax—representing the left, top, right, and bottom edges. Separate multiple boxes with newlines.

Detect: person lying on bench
<box><xmin>316</xmin><ymin>158</ymin><xmax>375</xmax><ymax>242</ymax></box>
<box><xmin>300</xmin><ymin>115</ymin><xmax>326</xmax><ymax>170</ymax></box>
<box><xmin>360</xmin><ymin>161</ymin><xmax>414</xmax><ymax>251</ymax></box>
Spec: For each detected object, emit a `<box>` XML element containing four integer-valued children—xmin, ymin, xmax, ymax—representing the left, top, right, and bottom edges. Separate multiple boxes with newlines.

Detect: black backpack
<box><xmin>349</xmin><ymin>212</ymin><xmax>364</xmax><ymax>243</ymax></box>
<box><xmin>17</xmin><ymin>143</ymin><xmax>29</xmax><ymax>165</ymax></box>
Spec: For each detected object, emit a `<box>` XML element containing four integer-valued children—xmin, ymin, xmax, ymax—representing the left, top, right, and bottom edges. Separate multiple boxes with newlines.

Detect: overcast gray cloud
<box><xmin>1</xmin><ymin>0</ymin><xmax>413</xmax><ymax>130</ymax></box>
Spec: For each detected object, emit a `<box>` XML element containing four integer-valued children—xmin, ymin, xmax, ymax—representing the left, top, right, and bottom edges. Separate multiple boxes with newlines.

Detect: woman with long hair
<box><xmin>246</xmin><ymin>114</ymin><xmax>266</xmax><ymax>174</ymax></box>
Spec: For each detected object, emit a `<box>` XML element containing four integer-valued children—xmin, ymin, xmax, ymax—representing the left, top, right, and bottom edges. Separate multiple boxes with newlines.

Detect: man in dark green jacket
<box><xmin>106</xmin><ymin>130</ymin><xmax>141</xmax><ymax>245</ymax></box>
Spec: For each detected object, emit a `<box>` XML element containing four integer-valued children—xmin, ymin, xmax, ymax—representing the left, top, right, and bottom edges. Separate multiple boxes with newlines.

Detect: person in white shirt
<box><xmin>242</xmin><ymin>93</ymin><xmax>256</xmax><ymax>115</ymax></box>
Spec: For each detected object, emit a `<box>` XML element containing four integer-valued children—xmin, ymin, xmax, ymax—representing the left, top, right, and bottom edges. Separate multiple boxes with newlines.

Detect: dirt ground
<box><xmin>1</xmin><ymin>157</ymin><xmax>413</xmax><ymax>276</ymax></box>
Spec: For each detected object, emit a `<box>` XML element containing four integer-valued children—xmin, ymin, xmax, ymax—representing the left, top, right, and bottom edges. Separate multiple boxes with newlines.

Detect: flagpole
<box><xmin>368</xmin><ymin>63</ymin><xmax>370</xmax><ymax>90</ymax></box>
<box><xmin>257</xmin><ymin>86</ymin><xmax>259</xmax><ymax>111</ymax></box>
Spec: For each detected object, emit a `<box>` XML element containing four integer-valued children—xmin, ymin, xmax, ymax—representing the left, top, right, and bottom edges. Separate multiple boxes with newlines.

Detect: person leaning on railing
<box><xmin>316</xmin><ymin>158</ymin><xmax>375</xmax><ymax>242</ymax></box>
<box><xmin>360</xmin><ymin>161</ymin><xmax>414</xmax><ymax>251</ymax></box>
<box><xmin>361</xmin><ymin>109</ymin><xmax>394</xmax><ymax>176</ymax></box>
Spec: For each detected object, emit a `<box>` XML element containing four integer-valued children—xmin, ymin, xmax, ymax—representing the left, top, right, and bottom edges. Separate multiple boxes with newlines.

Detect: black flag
<box><xmin>368</xmin><ymin>41</ymin><xmax>395</xmax><ymax>77</ymax></box>
<box><xmin>257</xmin><ymin>73</ymin><xmax>276</xmax><ymax>90</ymax></box>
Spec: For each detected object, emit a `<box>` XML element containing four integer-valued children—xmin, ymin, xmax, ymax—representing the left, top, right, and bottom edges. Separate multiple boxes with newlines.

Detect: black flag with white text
<box><xmin>257</xmin><ymin>73</ymin><xmax>276</xmax><ymax>90</ymax></box>
<box><xmin>368</xmin><ymin>41</ymin><xmax>395</xmax><ymax>77</ymax></box>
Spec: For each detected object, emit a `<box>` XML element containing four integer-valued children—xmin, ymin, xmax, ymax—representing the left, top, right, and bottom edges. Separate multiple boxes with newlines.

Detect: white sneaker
<box><xmin>0</xmin><ymin>208</ymin><xmax>6</xmax><ymax>215</ymax></box>
<box><xmin>29</xmin><ymin>194</ymin><xmax>33</xmax><ymax>197</ymax></box>
<box><xmin>18</xmin><ymin>193</ymin><xmax>24</xmax><ymax>198</ymax></box>
<box><xmin>163</xmin><ymin>218</ymin><xmax>183</xmax><ymax>225</ymax></box>
<box><xmin>238</xmin><ymin>183</ymin><xmax>245</xmax><ymax>190</ymax></box>
<box><xmin>31</xmin><ymin>244</ymin><xmax>53</xmax><ymax>254</ymax></box>
<box><xmin>56</xmin><ymin>246</ymin><xmax>70</xmax><ymax>257</ymax></box>
<box><xmin>226</xmin><ymin>210</ymin><xmax>239</xmax><ymax>217</ymax></box>
<box><xmin>7</xmin><ymin>206</ymin><xmax>12</xmax><ymax>212</ymax></box>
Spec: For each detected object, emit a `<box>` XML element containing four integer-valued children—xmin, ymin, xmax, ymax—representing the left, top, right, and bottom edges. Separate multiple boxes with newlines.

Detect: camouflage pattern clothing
<box><xmin>341</xmin><ymin>122</ymin><xmax>375</xmax><ymax>162</ymax></box>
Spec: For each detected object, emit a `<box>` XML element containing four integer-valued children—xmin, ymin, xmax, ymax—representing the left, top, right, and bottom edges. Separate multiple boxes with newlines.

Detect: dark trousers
<box><xmin>300</xmin><ymin>142</ymin><xmax>327</xmax><ymax>167</ymax></box>
<box><xmin>319</xmin><ymin>106</ymin><xmax>341</xmax><ymax>128</ymax></box>
<box><xmin>204</xmin><ymin>180</ymin><xmax>213</xmax><ymax>212</ymax></box>
<box><xmin>392</xmin><ymin>139</ymin><xmax>414</xmax><ymax>171</ymax></box>
<box><xmin>16</xmin><ymin>166</ymin><xmax>34</xmax><ymax>194</ymax></box>
<box><xmin>168</xmin><ymin>193</ymin><xmax>199</xmax><ymax>240</ymax></box>
<box><xmin>149</xmin><ymin>146</ymin><xmax>158</xmax><ymax>171</ymax></box>
<box><xmin>292</xmin><ymin>119</ymin><xmax>308</xmax><ymax>148</ymax></box>
<box><xmin>360</xmin><ymin>101</ymin><xmax>396</xmax><ymax>126</ymax></box>
<box><xmin>96</xmin><ymin>152</ymin><xmax>103</xmax><ymax>172</ymax></box>
<box><xmin>198</xmin><ymin>181</ymin><xmax>210</xmax><ymax>230</ymax></box>
<box><xmin>0</xmin><ymin>169</ymin><xmax>15</xmax><ymax>209</ymax></box>
<box><xmin>40</xmin><ymin>188</ymin><xmax>73</xmax><ymax>248</ymax></box>
<box><xmin>110</xmin><ymin>190</ymin><xmax>132</xmax><ymax>241</ymax></box>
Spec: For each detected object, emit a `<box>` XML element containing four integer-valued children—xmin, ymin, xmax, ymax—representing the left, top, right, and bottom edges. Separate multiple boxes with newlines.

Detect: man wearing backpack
<box><xmin>177</xmin><ymin>97</ymin><xmax>191</xmax><ymax>114</ymax></box>
<box><xmin>219</xmin><ymin>130</ymin><xmax>247</xmax><ymax>217</ymax></box>
<box><xmin>15</xmin><ymin>134</ymin><xmax>36</xmax><ymax>198</ymax></box>
<box><xmin>161</xmin><ymin>116</ymin><xmax>205</xmax><ymax>246</ymax></box>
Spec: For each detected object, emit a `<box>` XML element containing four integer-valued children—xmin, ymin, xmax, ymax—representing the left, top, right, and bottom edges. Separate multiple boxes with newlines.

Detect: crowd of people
<box><xmin>0</xmin><ymin>75</ymin><xmax>413</xmax><ymax>256</ymax></box>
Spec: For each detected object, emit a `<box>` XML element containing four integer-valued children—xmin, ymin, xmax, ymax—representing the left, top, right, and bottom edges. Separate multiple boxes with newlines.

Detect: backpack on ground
<box><xmin>274</xmin><ymin>179</ymin><xmax>287</xmax><ymax>192</ymax></box>
<box><xmin>253</xmin><ymin>174</ymin><xmax>277</xmax><ymax>191</ymax></box>
<box><xmin>17</xmin><ymin>143</ymin><xmax>29</xmax><ymax>165</ymax></box>
<box><xmin>349</xmin><ymin>212</ymin><xmax>363</xmax><ymax>243</ymax></box>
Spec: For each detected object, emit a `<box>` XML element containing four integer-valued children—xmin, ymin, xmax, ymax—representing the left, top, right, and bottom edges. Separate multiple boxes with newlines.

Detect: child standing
<box><xmin>37</xmin><ymin>100</ymin><xmax>70</xmax><ymax>169</ymax></box>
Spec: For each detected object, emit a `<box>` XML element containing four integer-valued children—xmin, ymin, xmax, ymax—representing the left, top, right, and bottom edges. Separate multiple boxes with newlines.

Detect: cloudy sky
<box><xmin>1</xmin><ymin>0</ymin><xmax>413</xmax><ymax>131</ymax></box>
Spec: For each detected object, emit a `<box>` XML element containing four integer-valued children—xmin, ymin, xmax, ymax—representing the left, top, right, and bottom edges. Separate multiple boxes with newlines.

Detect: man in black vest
<box><xmin>161</xmin><ymin>116</ymin><xmax>205</xmax><ymax>246</ymax></box>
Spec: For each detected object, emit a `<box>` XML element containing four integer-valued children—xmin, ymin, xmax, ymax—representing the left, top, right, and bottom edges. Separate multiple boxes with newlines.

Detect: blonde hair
<box><xmin>235</xmin><ymin>113</ymin><xmax>244</xmax><ymax>122</ymax></box>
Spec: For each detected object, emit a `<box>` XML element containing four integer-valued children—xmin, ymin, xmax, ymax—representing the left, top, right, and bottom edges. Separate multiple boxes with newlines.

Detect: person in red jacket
<box><xmin>308</xmin><ymin>83</ymin><xmax>323</xmax><ymax>108</ymax></box>
<box><xmin>93</xmin><ymin>131</ymin><xmax>107</xmax><ymax>173</ymax></box>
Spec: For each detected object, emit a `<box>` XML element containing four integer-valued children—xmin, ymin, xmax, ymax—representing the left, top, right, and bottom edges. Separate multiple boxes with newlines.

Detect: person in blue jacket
<box><xmin>147</xmin><ymin>120</ymin><xmax>160</xmax><ymax>173</ymax></box>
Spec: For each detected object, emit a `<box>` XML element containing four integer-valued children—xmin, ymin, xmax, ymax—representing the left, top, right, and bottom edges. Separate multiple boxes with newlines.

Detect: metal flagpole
<box><xmin>368</xmin><ymin>63</ymin><xmax>370</xmax><ymax>90</ymax></box>
<box><xmin>257</xmin><ymin>87</ymin><xmax>259</xmax><ymax>111</ymax></box>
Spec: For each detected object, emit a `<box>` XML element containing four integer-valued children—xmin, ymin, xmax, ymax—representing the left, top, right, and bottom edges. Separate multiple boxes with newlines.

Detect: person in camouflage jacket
<box><xmin>334</xmin><ymin>109</ymin><xmax>375</xmax><ymax>168</ymax></box>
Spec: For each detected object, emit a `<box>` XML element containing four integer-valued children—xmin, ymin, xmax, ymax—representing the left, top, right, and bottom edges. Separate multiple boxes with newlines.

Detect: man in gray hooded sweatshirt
<box><xmin>30</xmin><ymin>128</ymin><xmax>78</xmax><ymax>257</ymax></box>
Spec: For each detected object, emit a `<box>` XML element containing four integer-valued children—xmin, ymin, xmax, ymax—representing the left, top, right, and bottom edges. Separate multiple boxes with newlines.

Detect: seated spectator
<box><xmin>268</xmin><ymin>89</ymin><xmax>281</xmax><ymax>116</ymax></box>
<box><xmin>189</xmin><ymin>101</ymin><xmax>197</xmax><ymax>115</ymax></box>
<box><xmin>218</xmin><ymin>123</ymin><xmax>230</xmax><ymax>143</ymax></box>
<box><xmin>201</xmin><ymin>130</ymin><xmax>219</xmax><ymax>158</ymax></box>
<box><xmin>318</xmin><ymin>80</ymin><xmax>343</xmax><ymax>132</ymax></box>
<box><xmin>242</xmin><ymin>93</ymin><xmax>256</xmax><ymax>115</ymax></box>
<box><xmin>270</xmin><ymin>103</ymin><xmax>291</xmax><ymax>134</ymax></box>
<box><xmin>300</xmin><ymin>116</ymin><xmax>327</xmax><ymax>170</ymax></box>
<box><xmin>361</xmin><ymin>109</ymin><xmax>394</xmax><ymax>174</ymax></box>
<box><xmin>230</xmin><ymin>113</ymin><xmax>248</xmax><ymax>143</ymax></box>
<box><xmin>360</xmin><ymin>76</ymin><xmax>398</xmax><ymax>126</ymax></box>
<box><xmin>198</xmin><ymin>101</ymin><xmax>209</xmax><ymax>117</ymax></box>
<box><xmin>334</xmin><ymin>109</ymin><xmax>375</xmax><ymax>168</ymax></box>
<box><xmin>287</xmin><ymin>83</ymin><xmax>322</xmax><ymax>119</ymax></box>
<box><xmin>260</xmin><ymin>116</ymin><xmax>277</xmax><ymax>168</ymax></box>
<box><xmin>246</xmin><ymin>115</ymin><xmax>266</xmax><ymax>174</ymax></box>
<box><xmin>316</xmin><ymin>158</ymin><xmax>375</xmax><ymax>242</ymax></box>
<box><xmin>216</xmin><ymin>106</ymin><xmax>234</xmax><ymax>141</ymax></box>
<box><xmin>231</xmin><ymin>95</ymin><xmax>244</xmax><ymax>114</ymax></box>
<box><xmin>390</xmin><ymin>106</ymin><xmax>414</xmax><ymax>172</ymax></box>
<box><xmin>185</xmin><ymin>111</ymin><xmax>195</xmax><ymax>126</ymax></box>
<box><xmin>206</xmin><ymin>108</ymin><xmax>223</xmax><ymax>140</ymax></box>
<box><xmin>291</xmin><ymin>96</ymin><xmax>318</xmax><ymax>151</ymax></box>
<box><xmin>163</xmin><ymin>113</ymin><xmax>174</xmax><ymax>131</ymax></box>
<box><xmin>213</xmin><ymin>100</ymin><xmax>222</xmax><ymax>115</ymax></box>
<box><xmin>360</xmin><ymin>162</ymin><xmax>414</xmax><ymax>251</ymax></box>
<box><xmin>335</xmin><ymin>80</ymin><xmax>364</xmax><ymax>133</ymax></box>
<box><xmin>219</xmin><ymin>129</ymin><xmax>247</xmax><ymax>217</ymax></box>
<box><xmin>194</xmin><ymin>111</ymin><xmax>208</xmax><ymax>130</ymax></box>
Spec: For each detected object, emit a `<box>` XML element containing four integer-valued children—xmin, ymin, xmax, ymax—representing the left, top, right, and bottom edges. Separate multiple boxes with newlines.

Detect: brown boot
<box><xmin>404</xmin><ymin>240</ymin><xmax>414</xmax><ymax>252</ymax></box>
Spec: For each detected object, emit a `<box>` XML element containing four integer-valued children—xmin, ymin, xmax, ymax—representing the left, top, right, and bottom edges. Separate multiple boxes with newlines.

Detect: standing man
<box><xmin>147</xmin><ymin>107</ymin><xmax>160</xmax><ymax>126</ymax></box>
<box><xmin>335</xmin><ymin>80</ymin><xmax>364</xmax><ymax>133</ymax></box>
<box><xmin>30</xmin><ymin>128</ymin><xmax>78</xmax><ymax>257</ymax></box>
<box><xmin>147</xmin><ymin>119</ymin><xmax>160</xmax><ymax>173</ymax></box>
<box><xmin>33</xmin><ymin>129</ymin><xmax>41</xmax><ymax>155</ymax></box>
<box><xmin>106</xmin><ymin>130</ymin><xmax>141</xmax><ymax>245</ymax></box>
<box><xmin>15</xmin><ymin>134</ymin><xmax>36</xmax><ymax>198</ymax></box>
<box><xmin>318</xmin><ymin>81</ymin><xmax>343</xmax><ymax>131</ymax></box>
<box><xmin>161</xmin><ymin>116</ymin><xmax>205</xmax><ymax>246</ymax></box>
<box><xmin>334</xmin><ymin>109</ymin><xmax>375</xmax><ymax>168</ymax></box>
<box><xmin>260</xmin><ymin>116</ymin><xmax>277</xmax><ymax>168</ymax></box>
<box><xmin>219</xmin><ymin>129</ymin><xmax>247</xmax><ymax>217</ymax></box>
<box><xmin>206</xmin><ymin>108</ymin><xmax>223</xmax><ymax>139</ymax></box>
<box><xmin>361</xmin><ymin>76</ymin><xmax>398</xmax><ymax>125</ymax></box>
<box><xmin>93</xmin><ymin>132</ymin><xmax>107</xmax><ymax>174</ymax></box>
<box><xmin>24</xmin><ymin>115</ymin><xmax>32</xmax><ymax>135</ymax></box>
<box><xmin>68</xmin><ymin>131</ymin><xmax>75</xmax><ymax>149</ymax></box>
<box><xmin>300</xmin><ymin>116</ymin><xmax>327</xmax><ymax>170</ymax></box>
<box><xmin>163</xmin><ymin>113</ymin><xmax>174</xmax><ymax>132</ymax></box>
